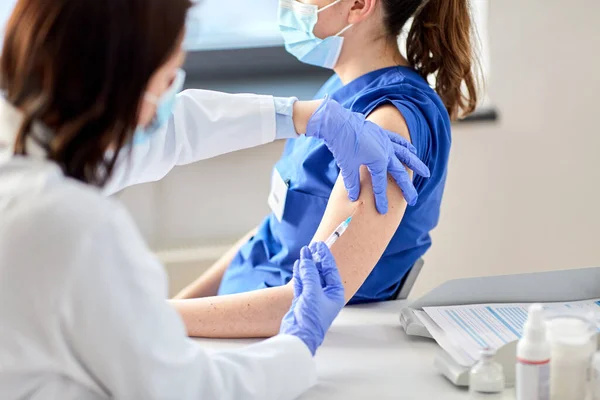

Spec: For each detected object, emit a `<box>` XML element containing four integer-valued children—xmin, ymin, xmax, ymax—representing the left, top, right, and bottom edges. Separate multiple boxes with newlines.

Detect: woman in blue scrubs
<box><xmin>173</xmin><ymin>0</ymin><xmax>483</xmax><ymax>337</ymax></box>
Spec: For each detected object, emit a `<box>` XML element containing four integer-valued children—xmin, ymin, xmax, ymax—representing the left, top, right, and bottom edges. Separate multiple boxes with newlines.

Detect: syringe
<box><xmin>313</xmin><ymin>216</ymin><xmax>353</xmax><ymax>262</ymax></box>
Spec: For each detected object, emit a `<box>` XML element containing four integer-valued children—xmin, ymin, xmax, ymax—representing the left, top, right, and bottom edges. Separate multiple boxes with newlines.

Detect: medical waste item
<box><xmin>469</xmin><ymin>348</ymin><xmax>505</xmax><ymax>398</ymax></box>
<box><xmin>516</xmin><ymin>304</ymin><xmax>550</xmax><ymax>400</ymax></box>
<box><xmin>547</xmin><ymin>314</ymin><xmax>596</xmax><ymax>400</ymax></box>
<box><xmin>280</xmin><ymin>244</ymin><xmax>345</xmax><ymax>355</ymax></box>
<box><xmin>313</xmin><ymin>216</ymin><xmax>352</xmax><ymax>262</ymax></box>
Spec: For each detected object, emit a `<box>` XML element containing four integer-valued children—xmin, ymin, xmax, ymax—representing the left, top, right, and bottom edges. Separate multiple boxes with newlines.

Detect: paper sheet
<box><xmin>414</xmin><ymin>310</ymin><xmax>474</xmax><ymax>367</ymax></box>
<box><xmin>422</xmin><ymin>299</ymin><xmax>600</xmax><ymax>364</ymax></box>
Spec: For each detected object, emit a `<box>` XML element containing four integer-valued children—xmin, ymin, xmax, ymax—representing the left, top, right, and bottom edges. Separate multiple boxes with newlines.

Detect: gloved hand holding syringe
<box><xmin>313</xmin><ymin>215</ymin><xmax>353</xmax><ymax>262</ymax></box>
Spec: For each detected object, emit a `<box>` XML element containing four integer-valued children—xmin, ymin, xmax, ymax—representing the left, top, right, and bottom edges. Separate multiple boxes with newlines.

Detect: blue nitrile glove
<box><xmin>305</xmin><ymin>96</ymin><xmax>431</xmax><ymax>213</ymax></box>
<box><xmin>280</xmin><ymin>243</ymin><xmax>345</xmax><ymax>356</ymax></box>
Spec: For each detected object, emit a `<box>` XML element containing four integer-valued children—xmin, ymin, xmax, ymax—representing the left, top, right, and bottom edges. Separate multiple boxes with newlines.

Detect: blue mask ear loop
<box><xmin>144</xmin><ymin>93</ymin><xmax>159</xmax><ymax>106</ymax></box>
<box><xmin>317</xmin><ymin>0</ymin><xmax>343</xmax><ymax>13</ymax></box>
<box><xmin>143</xmin><ymin>69</ymin><xmax>186</xmax><ymax>107</ymax></box>
<box><xmin>316</xmin><ymin>0</ymin><xmax>354</xmax><ymax>37</ymax></box>
<box><xmin>133</xmin><ymin>69</ymin><xmax>186</xmax><ymax>145</ymax></box>
<box><xmin>333</xmin><ymin>24</ymin><xmax>353</xmax><ymax>37</ymax></box>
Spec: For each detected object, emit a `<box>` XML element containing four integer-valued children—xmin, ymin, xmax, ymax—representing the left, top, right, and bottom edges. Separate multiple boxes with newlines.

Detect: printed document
<box><xmin>416</xmin><ymin>299</ymin><xmax>600</xmax><ymax>366</ymax></box>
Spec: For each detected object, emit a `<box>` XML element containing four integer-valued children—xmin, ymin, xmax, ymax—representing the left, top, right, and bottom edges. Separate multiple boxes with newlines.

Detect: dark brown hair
<box><xmin>0</xmin><ymin>0</ymin><xmax>191</xmax><ymax>185</ymax></box>
<box><xmin>381</xmin><ymin>0</ymin><xmax>481</xmax><ymax>121</ymax></box>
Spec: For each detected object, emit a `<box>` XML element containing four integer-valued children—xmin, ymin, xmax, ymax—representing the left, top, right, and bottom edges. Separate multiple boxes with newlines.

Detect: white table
<box><xmin>195</xmin><ymin>300</ymin><xmax>515</xmax><ymax>399</ymax></box>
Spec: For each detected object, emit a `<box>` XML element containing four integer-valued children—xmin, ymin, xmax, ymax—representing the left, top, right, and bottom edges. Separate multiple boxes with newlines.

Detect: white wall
<box><xmin>412</xmin><ymin>0</ymin><xmax>600</xmax><ymax>297</ymax></box>
<box><xmin>119</xmin><ymin>0</ymin><xmax>600</xmax><ymax>297</ymax></box>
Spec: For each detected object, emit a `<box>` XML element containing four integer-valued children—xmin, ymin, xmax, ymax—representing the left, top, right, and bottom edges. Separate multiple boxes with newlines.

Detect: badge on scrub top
<box><xmin>268</xmin><ymin>168</ymin><xmax>289</xmax><ymax>223</ymax></box>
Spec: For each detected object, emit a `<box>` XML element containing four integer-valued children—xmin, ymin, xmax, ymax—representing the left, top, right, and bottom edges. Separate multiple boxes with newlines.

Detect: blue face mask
<box><xmin>278</xmin><ymin>0</ymin><xmax>353</xmax><ymax>69</ymax></box>
<box><xmin>133</xmin><ymin>68</ymin><xmax>186</xmax><ymax>145</ymax></box>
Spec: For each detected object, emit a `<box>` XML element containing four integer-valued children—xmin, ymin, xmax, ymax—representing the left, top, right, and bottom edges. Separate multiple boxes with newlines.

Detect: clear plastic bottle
<box><xmin>516</xmin><ymin>304</ymin><xmax>550</xmax><ymax>400</ymax></box>
<box><xmin>469</xmin><ymin>348</ymin><xmax>506</xmax><ymax>399</ymax></box>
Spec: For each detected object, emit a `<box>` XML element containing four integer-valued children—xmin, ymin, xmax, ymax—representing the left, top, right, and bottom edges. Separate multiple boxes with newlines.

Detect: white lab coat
<box><xmin>103</xmin><ymin>89</ymin><xmax>279</xmax><ymax>195</ymax></box>
<box><xmin>0</xmin><ymin>92</ymin><xmax>316</xmax><ymax>400</ymax></box>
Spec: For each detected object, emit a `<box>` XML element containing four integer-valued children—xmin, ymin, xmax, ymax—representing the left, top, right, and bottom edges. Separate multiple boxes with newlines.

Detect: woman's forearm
<box><xmin>171</xmin><ymin>259</ymin><xmax>226</xmax><ymax>300</ymax></box>
<box><xmin>173</xmin><ymin>228</ymin><xmax>258</xmax><ymax>300</ymax></box>
<box><xmin>170</xmin><ymin>284</ymin><xmax>294</xmax><ymax>338</ymax></box>
<box><xmin>292</xmin><ymin>100</ymin><xmax>322</xmax><ymax>135</ymax></box>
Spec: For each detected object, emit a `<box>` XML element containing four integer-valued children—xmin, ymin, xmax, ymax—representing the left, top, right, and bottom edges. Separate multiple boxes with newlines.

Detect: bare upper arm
<box><xmin>310</xmin><ymin>104</ymin><xmax>414</xmax><ymax>302</ymax></box>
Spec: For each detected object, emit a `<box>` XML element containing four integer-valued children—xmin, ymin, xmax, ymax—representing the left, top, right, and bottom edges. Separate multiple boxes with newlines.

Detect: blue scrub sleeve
<box><xmin>274</xmin><ymin>97</ymin><xmax>299</xmax><ymax>140</ymax></box>
<box><xmin>367</xmin><ymin>94</ymin><xmax>436</xmax><ymax>194</ymax></box>
<box><xmin>367</xmin><ymin>94</ymin><xmax>434</xmax><ymax>165</ymax></box>
<box><xmin>390</xmin><ymin>100</ymin><xmax>431</xmax><ymax>162</ymax></box>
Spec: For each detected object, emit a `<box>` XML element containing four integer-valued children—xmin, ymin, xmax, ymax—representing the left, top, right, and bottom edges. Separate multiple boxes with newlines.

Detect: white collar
<box><xmin>0</xmin><ymin>96</ymin><xmax>52</xmax><ymax>162</ymax></box>
<box><xmin>0</xmin><ymin>95</ymin><xmax>23</xmax><ymax>160</ymax></box>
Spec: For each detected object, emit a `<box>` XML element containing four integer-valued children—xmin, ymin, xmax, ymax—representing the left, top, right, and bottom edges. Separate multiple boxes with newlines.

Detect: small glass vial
<box><xmin>469</xmin><ymin>348</ymin><xmax>506</xmax><ymax>399</ymax></box>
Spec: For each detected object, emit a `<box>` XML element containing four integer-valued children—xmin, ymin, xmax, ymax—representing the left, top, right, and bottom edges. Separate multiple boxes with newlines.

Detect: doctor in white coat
<box><xmin>0</xmin><ymin>0</ymin><xmax>428</xmax><ymax>399</ymax></box>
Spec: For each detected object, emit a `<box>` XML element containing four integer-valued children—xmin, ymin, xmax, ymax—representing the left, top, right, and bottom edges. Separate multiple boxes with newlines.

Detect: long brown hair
<box><xmin>381</xmin><ymin>0</ymin><xmax>481</xmax><ymax>121</ymax></box>
<box><xmin>0</xmin><ymin>0</ymin><xmax>191</xmax><ymax>186</ymax></box>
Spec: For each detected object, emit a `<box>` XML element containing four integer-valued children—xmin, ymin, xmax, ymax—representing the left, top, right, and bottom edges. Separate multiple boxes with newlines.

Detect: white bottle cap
<box><xmin>518</xmin><ymin>304</ymin><xmax>551</xmax><ymax>363</ymax></box>
<box><xmin>523</xmin><ymin>304</ymin><xmax>546</xmax><ymax>341</ymax></box>
<box><xmin>547</xmin><ymin>315</ymin><xmax>596</xmax><ymax>359</ymax></box>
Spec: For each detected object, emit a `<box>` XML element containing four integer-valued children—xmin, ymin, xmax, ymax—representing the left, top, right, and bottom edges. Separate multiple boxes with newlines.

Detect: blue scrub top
<box><xmin>219</xmin><ymin>66</ymin><xmax>452</xmax><ymax>304</ymax></box>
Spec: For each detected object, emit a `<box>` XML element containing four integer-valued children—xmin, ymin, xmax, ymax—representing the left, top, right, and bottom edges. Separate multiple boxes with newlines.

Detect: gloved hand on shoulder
<box><xmin>305</xmin><ymin>96</ymin><xmax>430</xmax><ymax>213</ymax></box>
